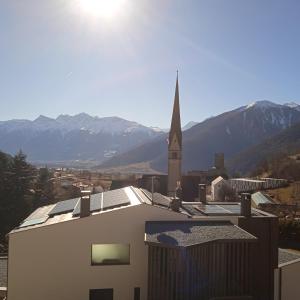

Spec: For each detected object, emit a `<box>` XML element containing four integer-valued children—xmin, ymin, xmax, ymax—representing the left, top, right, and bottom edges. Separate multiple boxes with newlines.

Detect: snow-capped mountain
<box><xmin>0</xmin><ymin>113</ymin><xmax>158</xmax><ymax>135</ymax></box>
<box><xmin>284</xmin><ymin>102</ymin><xmax>300</xmax><ymax>111</ymax></box>
<box><xmin>0</xmin><ymin>114</ymin><xmax>163</xmax><ymax>164</ymax></box>
<box><xmin>101</xmin><ymin>100</ymin><xmax>300</xmax><ymax>173</ymax></box>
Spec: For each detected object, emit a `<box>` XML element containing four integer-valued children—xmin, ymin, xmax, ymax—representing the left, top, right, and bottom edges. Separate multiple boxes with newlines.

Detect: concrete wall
<box><xmin>7</xmin><ymin>204</ymin><xmax>187</xmax><ymax>300</ymax></box>
<box><xmin>274</xmin><ymin>259</ymin><xmax>300</xmax><ymax>300</ymax></box>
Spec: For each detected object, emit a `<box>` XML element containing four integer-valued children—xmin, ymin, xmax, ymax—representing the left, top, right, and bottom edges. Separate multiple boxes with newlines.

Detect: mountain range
<box><xmin>100</xmin><ymin>101</ymin><xmax>300</xmax><ymax>174</ymax></box>
<box><xmin>0</xmin><ymin>114</ymin><xmax>164</xmax><ymax>164</ymax></box>
<box><xmin>2</xmin><ymin>101</ymin><xmax>300</xmax><ymax>173</ymax></box>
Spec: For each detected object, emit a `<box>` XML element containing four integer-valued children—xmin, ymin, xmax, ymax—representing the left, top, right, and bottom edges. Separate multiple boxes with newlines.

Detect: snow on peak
<box><xmin>182</xmin><ymin>121</ymin><xmax>198</xmax><ymax>131</ymax></box>
<box><xmin>284</xmin><ymin>102</ymin><xmax>300</xmax><ymax>109</ymax></box>
<box><xmin>246</xmin><ymin>100</ymin><xmax>279</xmax><ymax>110</ymax></box>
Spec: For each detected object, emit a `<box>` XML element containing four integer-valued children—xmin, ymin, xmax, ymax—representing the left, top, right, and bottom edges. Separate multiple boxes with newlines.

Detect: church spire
<box><xmin>168</xmin><ymin>72</ymin><xmax>182</xmax><ymax>196</ymax></box>
<box><xmin>169</xmin><ymin>71</ymin><xmax>182</xmax><ymax>148</ymax></box>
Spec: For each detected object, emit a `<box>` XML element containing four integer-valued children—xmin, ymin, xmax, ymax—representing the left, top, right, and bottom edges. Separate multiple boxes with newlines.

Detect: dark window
<box><xmin>172</xmin><ymin>152</ymin><xmax>177</xmax><ymax>159</ymax></box>
<box><xmin>90</xmin><ymin>289</ymin><xmax>113</xmax><ymax>300</ymax></box>
<box><xmin>134</xmin><ymin>287</ymin><xmax>140</xmax><ymax>300</ymax></box>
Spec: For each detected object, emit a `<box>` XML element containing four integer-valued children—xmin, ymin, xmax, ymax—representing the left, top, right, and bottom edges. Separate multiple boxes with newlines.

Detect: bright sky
<box><xmin>1</xmin><ymin>0</ymin><xmax>300</xmax><ymax>128</ymax></box>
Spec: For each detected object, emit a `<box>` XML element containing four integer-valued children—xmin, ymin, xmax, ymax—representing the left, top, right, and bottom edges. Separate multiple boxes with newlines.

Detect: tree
<box><xmin>0</xmin><ymin>150</ymin><xmax>35</xmax><ymax>253</ymax></box>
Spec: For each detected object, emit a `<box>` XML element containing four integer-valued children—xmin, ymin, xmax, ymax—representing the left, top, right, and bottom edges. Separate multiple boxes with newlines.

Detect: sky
<box><xmin>1</xmin><ymin>0</ymin><xmax>300</xmax><ymax>128</ymax></box>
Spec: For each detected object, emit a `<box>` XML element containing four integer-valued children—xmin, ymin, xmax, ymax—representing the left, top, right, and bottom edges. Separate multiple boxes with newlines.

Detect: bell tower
<box><xmin>168</xmin><ymin>72</ymin><xmax>182</xmax><ymax>196</ymax></box>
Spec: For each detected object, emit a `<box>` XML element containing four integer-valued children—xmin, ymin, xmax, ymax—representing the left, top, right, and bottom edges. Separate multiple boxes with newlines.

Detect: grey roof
<box><xmin>145</xmin><ymin>221</ymin><xmax>257</xmax><ymax>247</ymax></box>
<box><xmin>0</xmin><ymin>256</ymin><xmax>7</xmax><ymax>287</ymax></box>
<box><xmin>278</xmin><ymin>248</ymin><xmax>300</xmax><ymax>265</ymax></box>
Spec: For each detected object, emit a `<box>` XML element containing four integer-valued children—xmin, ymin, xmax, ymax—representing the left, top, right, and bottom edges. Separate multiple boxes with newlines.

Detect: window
<box><xmin>91</xmin><ymin>244</ymin><xmax>130</xmax><ymax>265</ymax></box>
<box><xmin>134</xmin><ymin>287</ymin><xmax>140</xmax><ymax>300</ymax></box>
<box><xmin>90</xmin><ymin>289</ymin><xmax>113</xmax><ymax>300</ymax></box>
<box><xmin>172</xmin><ymin>152</ymin><xmax>177</xmax><ymax>159</ymax></box>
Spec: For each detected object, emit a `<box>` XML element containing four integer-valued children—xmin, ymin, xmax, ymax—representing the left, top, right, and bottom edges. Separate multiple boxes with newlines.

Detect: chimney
<box><xmin>241</xmin><ymin>193</ymin><xmax>251</xmax><ymax>217</ymax></box>
<box><xmin>198</xmin><ymin>184</ymin><xmax>207</xmax><ymax>204</ymax></box>
<box><xmin>80</xmin><ymin>190</ymin><xmax>91</xmax><ymax>218</ymax></box>
<box><xmin>170</xmin><ymin>197</ymin><xmax>181</xmax><ymax>212</ymax></box>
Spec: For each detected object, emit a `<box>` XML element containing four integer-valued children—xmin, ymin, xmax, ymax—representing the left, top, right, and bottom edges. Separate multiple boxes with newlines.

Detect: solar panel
<box><xmin>19</xmin><ymin>216</ymin><xmax>49</xmax><ymax>228</ymax></box>
<box><xmin>219</xmin><ymin>204</ymin><xmax>241</xmax><ymax>214</ymax></box>
<box><xmin>48</xmin><ymin>198</ymin><xmax>80</xmax><ymax>216</ymax></box>
<box><xmin>182</xmin><ymin>204</ymin><xmax>204</xmax><ymax>216</ymax></box>
<box><xmin>24</xmin><ymin>204</ymin><xmax>54</xmax><ymax>221</ymax></box>
<box><xmin>72</xmin><ymin>193</ymin><xmax>102</xmax><ymax>216</ymax></box>
<box><xmin>195</xmin><ymin>204</ymin><xmax>232</xmax><ymax>215</ymax></box>
<box><xmin>103</xmin><ymin>189</ymin><xmax>130</xmax><ymax>210</ymax></box>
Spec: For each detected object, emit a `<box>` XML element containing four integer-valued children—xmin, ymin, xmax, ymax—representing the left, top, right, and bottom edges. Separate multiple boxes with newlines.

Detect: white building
<box><xmin>7</xmin><ymin>187</ymin><xmax>186</xmax><ymax>300</ymax></box>
<box><xmin>211</xmin><ymin>177</ymin><xmax>288</xmax><ymax>201</ymax></box>
<box><xmin>7</xmin><ymin>186</ymin><xmax>280</xmax><ymax>300</ymax></box>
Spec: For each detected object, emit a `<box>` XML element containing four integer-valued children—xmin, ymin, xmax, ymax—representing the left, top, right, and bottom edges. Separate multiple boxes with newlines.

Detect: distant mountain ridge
<box><xmin>100</xmin><ymin>100</ymin><xmax>300</xmax><ymax>173</ymax></box>
<box><xmin>0</xmin><ymin>113</ymin><xmax>163</xmax><ymax>135</ymax></box>
<box><xmin>0</xmin><ymin>113</ymin><xmax>164</xmax><ymax>164</ymax></box>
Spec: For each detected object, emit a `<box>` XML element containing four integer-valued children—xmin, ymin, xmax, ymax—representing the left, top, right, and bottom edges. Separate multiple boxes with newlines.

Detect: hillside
<box><xmin>100</xmin><ymin>101</ymin><xmax>300</xmax><ymax>172</ymax></box>
<box><xmin>228</xmin><ymin>122</ymin><xmax>300</xmax><ymax>175</ymax></box>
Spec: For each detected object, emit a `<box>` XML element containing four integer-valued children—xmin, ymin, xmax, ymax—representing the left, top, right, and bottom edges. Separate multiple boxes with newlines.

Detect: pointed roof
<box><xmin>169</xmin><ymin>72</ymin><xmax>182</xmax><ymax>146</ymax></box>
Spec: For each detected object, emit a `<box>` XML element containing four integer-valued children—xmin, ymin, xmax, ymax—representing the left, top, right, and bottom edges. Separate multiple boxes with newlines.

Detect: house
<box><xmin>7</xmin><ymin>186</ymin><xmax>279</xmax><ymax>300</ymax></box>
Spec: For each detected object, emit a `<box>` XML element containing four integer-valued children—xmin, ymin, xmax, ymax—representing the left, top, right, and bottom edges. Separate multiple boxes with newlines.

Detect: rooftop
<box><xmin>230</xmin><ymin>178</ymin><xmax>265</xmax><ymax>183</ymax></box>
<box><xmin>278</xmin><ymin>248</ymin><xmax>300</xmax><ymax>266</ymax></box>
<box><xmin>145</xmin><ymin>221</ymin><xmax>257</xmax><ymax>247</ymax></box>
<box><xmin>10</xmin><ymin>187</ymin><xmax>273</xmax><ymax>233</ymax></box>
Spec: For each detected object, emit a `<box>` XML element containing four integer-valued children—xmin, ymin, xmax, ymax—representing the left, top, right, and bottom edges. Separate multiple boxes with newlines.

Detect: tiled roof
<box><xmin>145</xmin><ymin>221</ymin><xmax>257</xmax><ymax>247</ymax></box>
<box><xmin>0</xmin><ymin>256</ymin><xmax>7</xmax><ymax>287</ymax></box>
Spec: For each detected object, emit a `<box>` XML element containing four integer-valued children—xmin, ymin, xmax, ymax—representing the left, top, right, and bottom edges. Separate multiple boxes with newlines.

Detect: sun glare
<box><xmin>79</xmin><ymin>0</ymin><xmax>126</xmax><ymax>19</ymax></box>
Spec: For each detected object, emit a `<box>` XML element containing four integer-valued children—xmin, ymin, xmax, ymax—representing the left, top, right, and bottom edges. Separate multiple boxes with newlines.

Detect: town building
<box><xmin>211</xmin><ymin>177</ymin><xmax>288</xmax><ymax>201</ymax></box>
<box><xmin>7</xmin><ymin>187</ymin><xmax>278</xmax><ymax>300</ymax></box>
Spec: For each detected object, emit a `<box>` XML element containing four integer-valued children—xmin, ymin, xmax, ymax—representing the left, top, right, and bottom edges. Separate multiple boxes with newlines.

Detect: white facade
<box><xmin>274</xmin><ymin>253</ymin><xmax>300</xmax><ymax>300</ymax></box>
<box><xmin>7</xmin><ymin>203</ymin><xmax>187</xmax><ymax>300</ymax></box>
<box><xmin>211</xmin><ymin>176</ymin><xmax>227</xmax><ymax>201</ymax></box>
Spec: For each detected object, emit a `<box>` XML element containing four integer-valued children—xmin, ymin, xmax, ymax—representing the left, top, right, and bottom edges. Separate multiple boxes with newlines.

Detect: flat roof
<box><xmin>145</xmin><ymin>220</ymin><xmax>257</xmax><ymax>247</ymax></box>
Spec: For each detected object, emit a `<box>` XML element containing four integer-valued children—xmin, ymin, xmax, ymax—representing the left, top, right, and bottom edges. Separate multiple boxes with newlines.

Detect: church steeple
<box><xmin>169</xmin><ymin>72</ymin><xmax>182</xmax><ymax>147</ymax></box>
<box><xmin>168</xmin><ymin>72</ymin><xmax>182</xmax><ymax>196</ymax></box>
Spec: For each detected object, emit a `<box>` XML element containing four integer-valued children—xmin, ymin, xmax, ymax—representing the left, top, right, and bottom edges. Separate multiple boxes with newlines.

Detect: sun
<box><xmin>78</xmin><ymin>0</ymin><xmax>126</xmax><ymax>19</ymax></box>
